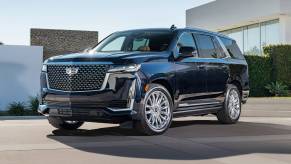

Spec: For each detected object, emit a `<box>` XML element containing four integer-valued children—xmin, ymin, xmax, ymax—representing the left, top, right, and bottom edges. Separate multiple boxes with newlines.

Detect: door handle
<box><xmin>198</xmin><ymin>65</ymin><xmax>206</xmax><ymax>69</ymax></box>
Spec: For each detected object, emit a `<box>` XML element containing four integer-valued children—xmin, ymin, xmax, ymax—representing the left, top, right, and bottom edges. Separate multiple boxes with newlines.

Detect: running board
<box><xmin>173</xmin><ymin>102</ymin><xmax>223</xmax><ymax>118</ymax></box>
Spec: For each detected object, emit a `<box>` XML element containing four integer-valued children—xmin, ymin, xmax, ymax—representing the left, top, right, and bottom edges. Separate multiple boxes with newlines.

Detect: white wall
<box><xmin>186</xmin><ymin>0</ymin><xmax>291</xmax><ymax>31</ymax></box>
<box><xmin>0</xmin><ymin>45</ymin><xmax>43</xmax><ymax>111</ymax></box>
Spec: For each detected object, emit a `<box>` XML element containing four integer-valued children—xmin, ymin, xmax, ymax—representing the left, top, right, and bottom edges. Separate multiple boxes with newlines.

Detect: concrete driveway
<box><xmin>0</xmin><ymin>97</ymin><xmax>291</xmax><ymax>164</ymax></box>
<box><xmin>1</xmin><ymin>116</ymin><xmax>291</xmax><ymax>164</ymax></box>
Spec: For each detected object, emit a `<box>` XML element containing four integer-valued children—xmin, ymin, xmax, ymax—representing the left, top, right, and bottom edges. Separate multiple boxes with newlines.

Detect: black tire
<box><xmin>217</xmin><ymin>84</ymin><xmax>242</xmax><ymax>124</ymax></box>
<box><xmin>48</xmin><ymin>116</ymin><xmax>84</xmax><ymax>130</ymax></box>
<box><xmin>134</xmin><ymin>84</ymin><xmax>173</xmax><ymax>135</ymax></box>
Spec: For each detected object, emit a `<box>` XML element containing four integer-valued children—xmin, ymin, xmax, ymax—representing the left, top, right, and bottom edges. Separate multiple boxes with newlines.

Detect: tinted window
<box><xmin>95</xmin><ymin>31</ymin><xmax>174</xmax><ymax>53</ymax></box>
<box><xmin>194</xmin><ymin>34</ymin><xmax>217</xmax><ymax>58</ymax></box>
<box><xmin>101</xmin><ymin>36</ymin><xmax>126</xmax><ymax>52</ymax></box>
<box><xmin>177</xmin><ymin>33</ymin><xmax>196</xmax><ymax>48</ymax></box>
<box><xmin>176</xmin><ymin>33</ymin><xmax>197</xmax><ymax>54</ymax></box>
<box><xmin>220</xmin><ymin>37</ymin><xmax>244</xmax><ymax>59</ymax></box>
<box><xmin>213</xmin><ymin>37</ymin><xmax>226</xmax><ymax>58</ymax></box>
<box><xmin>132</xmin><ymin>38</ymin><xmax>149</xmax><ymax>51</ymax></box>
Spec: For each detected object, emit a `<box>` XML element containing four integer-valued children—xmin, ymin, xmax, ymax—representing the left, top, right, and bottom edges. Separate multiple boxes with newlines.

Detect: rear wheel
<box><xmin>134</xmin><ymin>84</ymin><xmax>173</xmax><ymax>135</ymax></box>
<box><xmin>217</xmin><ymin>84</ymin><xmax>241</xmax><ymax>124</ymax></box>
<box><xmin>48</xmin><ymin>116</ymin><xmax>84</xmax><ymax>130</ymax></box>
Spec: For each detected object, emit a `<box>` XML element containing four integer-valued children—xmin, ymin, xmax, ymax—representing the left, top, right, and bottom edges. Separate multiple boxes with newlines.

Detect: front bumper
<box><xmin>39</xmin><ymin>71</ymin><xmax>143</xmax><ymax>123</ymax></box>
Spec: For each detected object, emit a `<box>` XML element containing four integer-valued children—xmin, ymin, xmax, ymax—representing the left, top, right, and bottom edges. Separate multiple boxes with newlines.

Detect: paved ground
<box><xmin>242</xmin><ymin>98</ymin><xmax>291</xmax><ymax>117</ymax></box>
<box><xmin>1</xmin><ymin>116</ymin><xmax>291</xmax><ymax>164</ymax></box>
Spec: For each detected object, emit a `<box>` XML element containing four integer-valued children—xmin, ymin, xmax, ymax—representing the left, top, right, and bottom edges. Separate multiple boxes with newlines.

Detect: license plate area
<box><xmin>49</xmin><ymin>108</ymin><xmax>72</xmax><ymax>117</ymax></box>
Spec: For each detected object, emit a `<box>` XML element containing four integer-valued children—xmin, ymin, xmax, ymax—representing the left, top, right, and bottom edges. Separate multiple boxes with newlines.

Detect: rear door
<box><xmin>193</xmin><ymin>34</ymin><xmax>230</xmax><ymax>99</ymax></box>
<box><xmin>175</xmin><ymin>32</ymin><xmax>207</xmax><ymax>105</ymax></box>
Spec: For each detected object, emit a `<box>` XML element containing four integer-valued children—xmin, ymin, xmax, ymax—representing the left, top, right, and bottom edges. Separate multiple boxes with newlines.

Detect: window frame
<box><xmin>193</xmin><ymin>33</ymin><xmax>218</xmax><ymax>59</ymax></box>
<box><xmin>175</xmin><ymin>32</ymin><xmax>199</xmax><ymax>58</ymax></box>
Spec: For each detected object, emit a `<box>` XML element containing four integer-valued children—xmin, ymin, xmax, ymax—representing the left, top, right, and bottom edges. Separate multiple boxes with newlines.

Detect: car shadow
<box><xmin>47</xmin><ymin>119</ymin><xmax>291</xmax><ymax>160</ymax></box>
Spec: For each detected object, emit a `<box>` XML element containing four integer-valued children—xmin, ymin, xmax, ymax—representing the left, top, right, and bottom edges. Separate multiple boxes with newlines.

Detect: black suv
<box><xmin>39</xmin><ymin>27</ymin><xmax>249</xmax><ymax>135</ymax></box>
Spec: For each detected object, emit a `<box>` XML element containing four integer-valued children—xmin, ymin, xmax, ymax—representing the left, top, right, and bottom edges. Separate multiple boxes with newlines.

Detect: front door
<box><xmin>175</xmin><ymin>32</ymin><xmax>208</xmax><ymax>107</ymax></box>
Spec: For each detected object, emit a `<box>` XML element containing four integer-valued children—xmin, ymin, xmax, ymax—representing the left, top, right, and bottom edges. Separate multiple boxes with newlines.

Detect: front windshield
<box><xmin>93</xmin><ymin>30</ymin><xmax>174</xmax><ymax>53</ymax></box>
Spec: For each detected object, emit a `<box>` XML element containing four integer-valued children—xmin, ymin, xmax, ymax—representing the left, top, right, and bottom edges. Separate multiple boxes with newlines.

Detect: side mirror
<box><xmin>179</xmin><ymin>46</ymin><xmax>196</xmax><ymax>58</ymax></box>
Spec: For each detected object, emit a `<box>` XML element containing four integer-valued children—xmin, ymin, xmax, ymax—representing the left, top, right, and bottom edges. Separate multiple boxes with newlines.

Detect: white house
<box><xmin>0</xmin><ymin>45</ymin><xmax>43</xmax><ymax>111</ymax></box>
<box><xmin>186</xmin><ymin>0</ymin><xmax>291</xmax><ymax>55</ymax></box>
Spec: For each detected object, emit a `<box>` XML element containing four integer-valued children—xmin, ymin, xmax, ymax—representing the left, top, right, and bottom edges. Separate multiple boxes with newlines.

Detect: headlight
<box><xmin>42</xmin><ymin>65</ymin><xmax>47</xmax><ymax>72</ymax></box>
<box><xmin>108</xmin><ymin>64</ymin><xmax>141</xmax><ymax>73</ymax></box>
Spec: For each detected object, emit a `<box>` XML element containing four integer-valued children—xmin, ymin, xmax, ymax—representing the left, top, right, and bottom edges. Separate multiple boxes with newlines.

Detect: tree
<box><xmin>0</xmin><ymin>42</ymin><xmax>3</xmax><ymax>45</ymax></box>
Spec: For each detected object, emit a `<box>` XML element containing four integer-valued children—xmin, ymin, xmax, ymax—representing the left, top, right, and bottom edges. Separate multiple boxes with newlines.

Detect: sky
<box><xmin>0</xmin><ymin>0</ymin><xmax>214</xmax><ymax>45</ymax></box>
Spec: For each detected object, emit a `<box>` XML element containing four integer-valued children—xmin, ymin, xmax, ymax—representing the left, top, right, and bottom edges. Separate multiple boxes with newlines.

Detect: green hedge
<box><xmin>245</xmin><ymin>55</ymin><xmax>272</xmax><ymax>97</ymax></box>
<box><xmin>264</xmin><ymin>45</ymin><xmax>291</xmax><ymax>88</ymax></box>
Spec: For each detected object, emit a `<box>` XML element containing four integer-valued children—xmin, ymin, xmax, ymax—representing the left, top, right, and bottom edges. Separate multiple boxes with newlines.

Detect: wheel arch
<box><xmin>229</xmin><ymin>80</ymin><xmax>243</xmax><ymax>97</ymax></box>
<box><xmin>150</xmin><ymin>78</ymin><xmax>175</xmax><ymax>102</ymax></box>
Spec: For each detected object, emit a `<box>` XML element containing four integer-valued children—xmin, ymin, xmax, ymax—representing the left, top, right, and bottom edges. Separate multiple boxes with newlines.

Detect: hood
<box><xmin>46</xmin><ymin>51</ymin><xmax>170</xmax><ymax>65</ymax></box>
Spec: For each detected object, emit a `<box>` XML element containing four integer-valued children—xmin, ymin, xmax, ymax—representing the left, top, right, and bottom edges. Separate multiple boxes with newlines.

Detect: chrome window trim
<box><xmin>175</xmin><ymin>31</ymin><xmax>231</xmax><ymax>61</ymax></box>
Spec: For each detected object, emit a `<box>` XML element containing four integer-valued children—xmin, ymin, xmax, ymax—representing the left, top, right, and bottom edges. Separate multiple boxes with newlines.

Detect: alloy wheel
<box><xmin>144</xmin><ymin>90</ymin><xmax>171</xmax><ymax>132</ymax></box>
<box><xmin>228</xmin><ymin>89</ymin><xmax>241</xmax><ymax>120</ymax></box>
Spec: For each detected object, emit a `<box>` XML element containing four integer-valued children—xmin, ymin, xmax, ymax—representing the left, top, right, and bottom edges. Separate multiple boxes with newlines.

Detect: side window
<box><xmin>220</xmin><ymin>37</ymin><xmax>244</xmax><ymax>59</ymax></box>
<box><xmin>100</xmin><ymin>36</ymin><xmax>126</xmax><ymax>52</ymax></box>
<box><xmin>176</xmin><ymin>32</ymin><xmax>197</xmax><ymax>55</ymax></box>
<box><xmin>194</xmin><ymin>34</ymin><xmax>217</xmax><ymax>58</ymax></box>
<box><xmin>132</xmin><ymin>38</ymin><xmax>149</xmax><ymax>51</ymax></box>
<box><xmin>213</xmin><ymin>37</ymin><xmax>227</xmax><ymax>58</ymax></box>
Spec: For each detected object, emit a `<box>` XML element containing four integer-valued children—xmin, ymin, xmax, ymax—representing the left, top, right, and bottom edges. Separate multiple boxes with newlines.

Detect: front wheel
<box><xmin>134</xmin><ymin>84</ymin><xmax>173</xmax><ymax>135</ymax></box>
<box><xmin>217</xmin><ymin>84</ymin><xmax>241</xmax><ymax>124</ymax></box>
<box><xmin>48</xmin><ymin>116</ymin><xmax>84</xmax><ymax>130</ymax></box>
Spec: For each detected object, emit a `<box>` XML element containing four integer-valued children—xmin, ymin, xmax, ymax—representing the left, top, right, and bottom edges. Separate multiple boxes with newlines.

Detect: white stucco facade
<box><xmin>186</xmin><ymin>0</ymin><xmax>291</xmax><ymax>44</ymax></box>
<box><xmin>0</xmin><ymin>45</ymin><xmax>43</xmax><ymax>111</ymax></box>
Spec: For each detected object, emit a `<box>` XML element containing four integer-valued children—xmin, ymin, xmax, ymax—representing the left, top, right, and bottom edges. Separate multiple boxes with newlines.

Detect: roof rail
<box><xmin>170</xmin><ymin>25</ymin><xmax>177</xmax><ymax>31</ymax></box>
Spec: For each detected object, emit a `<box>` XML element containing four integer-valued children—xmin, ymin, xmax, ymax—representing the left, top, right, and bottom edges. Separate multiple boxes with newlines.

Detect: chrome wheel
<box><xmin>228</xmin><ymin>89</ymin><xmax>241</xmax><ymax>120</ymax></box>
<box><xmin>145</xmin><ymin>90</ymin><xmax>171</xmax><ymax>132</ymax></box>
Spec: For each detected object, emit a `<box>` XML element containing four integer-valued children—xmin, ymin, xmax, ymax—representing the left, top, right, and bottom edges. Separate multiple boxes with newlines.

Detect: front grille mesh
<box><xmin>47</xmin><ymin>64</ymin><xmax>110</xmax><ymax>91</ymax></box>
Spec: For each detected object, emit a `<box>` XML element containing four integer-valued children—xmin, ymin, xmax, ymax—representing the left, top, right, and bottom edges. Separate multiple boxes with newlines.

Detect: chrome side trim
<box><xmin>178</xmin><ymin>102</ymin><xmax>221</xmax><ymax>108</ymax></box>
<box><xmin>107</xmin><ymin>79</ymin><xmax>136</xmax><ymax>113</ymax></box>
<box><xmin>174</xmin><ymin>107</ymin><xmax>221</xmax><ymax>114</ymax></box>
<box><xmin>38</xmin><ymin>105</ymin><xmax>49</xmax><ymax>116</ymax></box>
<box><xmin>107</xmin><ymin>100</ymin><xmax>134</xmax><ymax>112</ymax></box>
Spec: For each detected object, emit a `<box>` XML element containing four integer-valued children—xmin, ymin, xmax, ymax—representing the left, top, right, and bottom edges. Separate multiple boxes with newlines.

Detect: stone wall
<box><xmin>30</xmin><ymin>29</ymin><xmax>98</xmax><ymax>60</ymax></box>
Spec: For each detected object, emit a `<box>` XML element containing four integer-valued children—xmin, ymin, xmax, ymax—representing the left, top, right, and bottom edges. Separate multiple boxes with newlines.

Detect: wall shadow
<box><xmin>0</xmin><ymin>62</ymin><xmax>27</xmax><ymax>110</ymax></box>
<box><xmin>47</xmin><ymin>119</ymin><xmax>291</xmax><ymax>160</ymax></box>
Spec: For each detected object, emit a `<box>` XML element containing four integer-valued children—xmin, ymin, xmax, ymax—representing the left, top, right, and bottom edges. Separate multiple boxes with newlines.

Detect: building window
<box><xmin>221</xmin><ymin>19</ymin><xmax>279</xmax><ymax>56</ymax></box>
<box><xmin>244</xmin><ymin>24</ymin><xmax>261</xmax><ymax>55</ymax></box>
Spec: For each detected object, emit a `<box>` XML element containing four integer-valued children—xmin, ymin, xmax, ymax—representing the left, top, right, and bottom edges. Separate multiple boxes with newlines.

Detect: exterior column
<box><xmin>279</xmin><ymin>15</ymin><xmax>291</xmax><ymax>44</ymax></box>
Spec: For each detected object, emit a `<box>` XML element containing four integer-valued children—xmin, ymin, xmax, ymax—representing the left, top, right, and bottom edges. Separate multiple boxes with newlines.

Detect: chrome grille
<box><xmin>47</xmin><ymin>64</ymin><xmax>110</xmax><ymax>91</ymax></box>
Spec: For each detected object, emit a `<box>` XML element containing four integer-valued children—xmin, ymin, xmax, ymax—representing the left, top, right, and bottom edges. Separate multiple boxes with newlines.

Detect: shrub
<box><xmin>265</xmin><ymin>81</ymin><xmax>289</xmax><ymax>97</ymax></box>
<box><xmin>28</xmin><ymin>96</ymin><xmax>39</xmax><ymax>114</ymax></box>
<box><xmin>264</xmin><ymin>45</ymin><xmax>291</xmax><ymax>88</ymax></box>
<box><xmin>245</xmin><ymin>55</ymin><xmax>272</xmax><ymax>97</ymax></box>
<box><xmin>8</xmin><ymin>102</ymin><xmax>26</xmax><ymax>116</ymax></box>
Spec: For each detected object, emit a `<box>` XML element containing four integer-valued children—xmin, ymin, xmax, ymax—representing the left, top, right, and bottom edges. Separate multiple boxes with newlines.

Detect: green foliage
<box><xmin>264</xmin><ymin>45</ymin><xmax>291</xmax><ymax>88</ymax></box>
<box><xmin>265</xmin><ymin>81</ymin><xmax>288</xmax><ymax>97</ymax></box>
<box><xmin>8</xmin><ymin>102</ymin><xmax>26</xmax><ymax>116</ymax></box>
<box><xmin>245</xmin><ymin>55</ymin><xmax>272</xmax><ymax>97</ymax></box>
<box><xmin>28</xmin><ymin>96</ymin><xmax>39</xmax><ymax>114</ymax></box>
<box><xmin>4</xmin><ymin>96</ymin><xmax>40</xmax><ymax>116</ymax></box>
